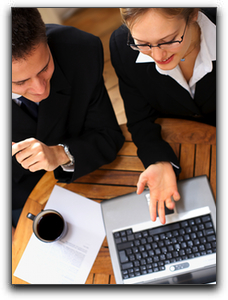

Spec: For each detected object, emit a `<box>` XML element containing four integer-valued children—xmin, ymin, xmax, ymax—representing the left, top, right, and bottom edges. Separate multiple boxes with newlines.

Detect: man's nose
<box><xmin>30</xmin><ymin>76</ymin><xmax>46</xmax><ymax>94</ymax></box>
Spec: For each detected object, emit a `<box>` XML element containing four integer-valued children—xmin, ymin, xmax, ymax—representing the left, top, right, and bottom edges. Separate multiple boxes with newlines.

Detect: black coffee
<box><xmin>37</xmin><ymin>213</ymin><xmax>64</xmax><ymax>241</ymax></box>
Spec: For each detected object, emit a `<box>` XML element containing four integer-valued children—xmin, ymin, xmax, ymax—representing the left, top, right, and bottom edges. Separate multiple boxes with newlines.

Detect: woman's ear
<box><xmin>191</xmin><ymin>9</ymin><xmax>199</xmax><ymax>22</ymax></box>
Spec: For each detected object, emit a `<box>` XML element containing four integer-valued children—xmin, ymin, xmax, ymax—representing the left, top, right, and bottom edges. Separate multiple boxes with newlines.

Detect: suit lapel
<box><xmin>146</xmin><ymin>64</ymin><xmax>202</xmax><ymax>115</ymax></box>
<box><xmin>36</xmin><ymin>59</ymin><xmax>71</xmax><ymax>141</ymax></box>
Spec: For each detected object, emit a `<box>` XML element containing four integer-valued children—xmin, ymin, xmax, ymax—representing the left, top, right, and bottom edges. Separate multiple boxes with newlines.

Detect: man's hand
<box><xmin>137</xmin><ymin>162</ymin><xmax>180</xmax><ymax>224</ymax></box>
<box><xmin>12</xmin><ymin>138</ymin><xmax>70</xmax><ymax>172</ymax></box>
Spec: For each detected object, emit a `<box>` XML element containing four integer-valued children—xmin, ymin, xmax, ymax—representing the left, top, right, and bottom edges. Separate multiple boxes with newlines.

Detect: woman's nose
<box><xmin>150</xmin><ymin>47</ymin><xmax>167</xmax><ymax>62</ymax></box>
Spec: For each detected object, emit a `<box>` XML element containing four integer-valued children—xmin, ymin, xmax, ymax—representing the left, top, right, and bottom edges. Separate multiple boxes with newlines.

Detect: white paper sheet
<box><xmin>14</xmin><ymin>185</ymin><xmax>106</xmax><ymax>284</ymax></box>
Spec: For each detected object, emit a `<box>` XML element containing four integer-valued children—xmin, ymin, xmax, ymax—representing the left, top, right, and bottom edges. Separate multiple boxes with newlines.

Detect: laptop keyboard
<box><xmin>113</xmin><ymin>214</ymin><xmax>216</xmax><ymax>280</ymax></box>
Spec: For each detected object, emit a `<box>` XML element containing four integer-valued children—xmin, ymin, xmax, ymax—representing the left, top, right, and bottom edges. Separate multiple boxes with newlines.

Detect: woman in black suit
<box><xmin>110</xmin><ymin>8</ymin><xmax>216</xmax><ymax>224</ymax></box>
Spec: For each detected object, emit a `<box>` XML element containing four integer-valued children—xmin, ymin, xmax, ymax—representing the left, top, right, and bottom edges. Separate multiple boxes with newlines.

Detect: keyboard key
<box><xmin>160</xmin><ymin>233</ymin><xmax>166</xmax><ymax>240</ymax></box>
<box><xmin>172</xmin><ymin>230</ymin><xmax>179</xmax><ymax>237</ymax></box>
<box><xmin>166</xmin><ymin>232</ymin><xmax>172</xmax><ymax>238</ymax></box>
<box><xmin>120</xmin><ymin>231</ymin><xmax>126</xmax><ymax>237</ymax></box>
<box><xmin>121</xmin><ymin>262</ymin><xmax>134</xmax><ymax>270</ymax></box>
<box><xmin>148</xmin><ymin>222</ymin><xmax>180</xmax><ymax>236</ymax></box>
<box><xmin>205</xmin><ymin>222</ymin><xmax>213</xmax><ymax>229</ymax></box>
<box><xmin>147</xmin><ymin>257</ymin><xmax>153</xmax><ymax>264</ymax></box>
<box><xmin>199</xmin><ymin>245</ymin><xmax>205</xmax><ymax>251</ymax></box>
<box><xmin>119</xmin><ymin>250</ymin><xmax>129</xmax><ymax>263</ymax></box>
<box><xmin>129</xmin><ymin>255</ymin><xmax>135</xmax><ymax>261</ymax></box>
<box><xmin>127</xmin><ymin>234</ymin><xmax>135</xmax><ymax>241</ymax></box>
<box><xmin>197</xmin><ymin>231</ymin><xmax>203</xmax><ymax>238</ymax></box>
<box><xmin>117</xmin><ymin>241</ymin><xmax>134</xmax><ymax>251</ymax></box>
<box><xmin>192</xmin><ymin>246</ymin><xmax>198</xmax><ymax>253</ymax></box>
<box><xmin>126</xmin><ymin>248</ymin><xmax>132</xmax><ymax>255</ymax></box>
<box><xmin>134</xmin><ymin>261</ymin><xmax>140</xmax><ymax>267</ymax></box>
<box><xmin>189</xmin><ymin>219</ymin><xmax>195</xmax><ymax>226</ymax></box>
<box><xmin>195</xmin><ymin>218</ymin><xmax>201</xmax><ymax>224</ymax></box>
<box><xmin>186</xmin><ymin>227</ymin><xmax>192</xmax><ymax>233</ymax></box>
<box><xmin>132</xmin><ymin>247</ymin><xmax>139</xmax><ymax>253</ymax></box>
<box><xmin>142</xmin><ymin>251</ymin><xmax>148</xmax><ymax>258</ymax></box>
<box><xmin>155</xmin><ymin>248</ymin><xmax>161</xmax><ymax>255</ymax></box>
<box><xmin>134</xmin><ymin>240</ymin><xmax>140</xmax><ymax>246</ymax></box>
<box><xmin>136</xmin><ymin>253</ymin><xmax>142</xmax><ymax>260</ymax></box>
<box><xmin>192</xmin><ymin>226</ymin><xmax>198</xmax><ymax>232</ymax></box>
<box><xmin>141</xmin><ymin>238</ymin><xmax>147</xmax><ymax>245</ymax></box>
<box><xmin>147</xmin><ymin>237</ymin><xmax>153</xmax><ymax>243</ymax></box>
<box><xmin>202</xmin><ymin>215</ymin><xmax>211</xmax><ymax>222</ymax></box>
<box><xmin>204</xmin><ymin>229</ymin><xmax>215</xmax><ymax>236</ymax></box>
<box><xmin>181</xmin><ymin>221</ymin><xmax>188</xmax><ymax>227</ymax></box>
<box><xmin>139</xmin><ymin>245</ymin><xmax>145</xmax><ymax>252</ymax></box>
<box><xmin>126</xmin><ymin>229</ymin><xmax>133</xmax><ymax>235</ymax></box>
<box><xmin>142</xmin><ymin>231</ymin><xmax>148</xmax><ymax>237</ymax></box>
<box><xmin>153</xmin><ymin>235</ymin><xmax>159</xmax><ymax>241</ymax></box>
<box><xmin>205</xmin><ymin>243</ymin><xmax>212</xmax><ymax>250</ymax></box>
<box><xmin>207</xmin><ymin>235</ymin><xmax>216</xmax><ymax>242</ymax></box>
<box><xmin>145</xmin><ymin>244</ymin><xmax>152</xmax><ymax>250</ymax></box>
<box><xmin>115</xmin><ymin>238</ymin><xmax>122</xmax><ymax>244</ymax></box>
<box><xmin>135</xmin><ymin>233</ymin><xmax>142</xmax><ymax>239</ymax></box>
<box><xmin>198</xmin><ymin>224</ymin><xmax>205</xmax><ymax>230</ymax></box>
<box><xmin>152</xmin><ymin>242</ymin><xmax>158</xmax><ymax>249</ymax></box>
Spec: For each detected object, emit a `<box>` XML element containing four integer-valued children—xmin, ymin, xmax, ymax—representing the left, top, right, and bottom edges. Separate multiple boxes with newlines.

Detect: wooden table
<box><xmin>12</xmin><ymin>119</ymin><xmax>216</xmax><ymax>284</ymax></box>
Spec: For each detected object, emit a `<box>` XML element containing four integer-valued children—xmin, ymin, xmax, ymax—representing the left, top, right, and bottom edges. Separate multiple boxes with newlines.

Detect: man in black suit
<box><xmin>12</xmin><ymin>8</ymin><xmax>124</xmax><ymax>230</ymax></box>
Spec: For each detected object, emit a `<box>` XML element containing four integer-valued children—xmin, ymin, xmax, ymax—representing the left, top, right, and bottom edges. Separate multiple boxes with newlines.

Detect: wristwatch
<box><xmin>58</xmin><ymin>144</ymin><xmax>75</xmax><ymax>167</ymax></box>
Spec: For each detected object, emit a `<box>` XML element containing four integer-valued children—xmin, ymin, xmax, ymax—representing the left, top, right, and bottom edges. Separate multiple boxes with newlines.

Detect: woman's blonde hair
<box><xmin>120</xmin><ymin>8</ymin><xmax>199</xmax><ymax>30</ymax></box>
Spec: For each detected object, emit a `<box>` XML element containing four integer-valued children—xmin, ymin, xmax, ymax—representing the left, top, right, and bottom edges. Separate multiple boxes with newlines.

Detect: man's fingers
<box><xmin>12</xmin><ymin>138</ymin><xmax>36</xmax><ymax>157</ymax></box>
<box><xmin>12</xmin><ymin>143</ymin><xmax>21</xmax><ymax>156</ymax></box>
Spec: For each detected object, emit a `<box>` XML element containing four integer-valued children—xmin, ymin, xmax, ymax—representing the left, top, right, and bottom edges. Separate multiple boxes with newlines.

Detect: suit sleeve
<box><xmin>54</xmin><ymin>36</ymin><xmax>125</xmax><ymax>183</ymax></box>
<box><xmin>110</xmin><ymin>29</ymin><xmax>181</xmax><ymax>175</ymax></box>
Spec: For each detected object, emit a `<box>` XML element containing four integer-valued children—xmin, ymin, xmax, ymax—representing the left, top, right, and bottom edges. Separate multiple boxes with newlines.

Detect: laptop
<box><xmin>101</xmin><ymin>175</ymin><xmax>216</xmax><ymax>284</ymax></box>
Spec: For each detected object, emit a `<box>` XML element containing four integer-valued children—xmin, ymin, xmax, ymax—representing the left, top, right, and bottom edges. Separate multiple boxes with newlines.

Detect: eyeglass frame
<box><xmin>127</xmin><ymin>17</ymin><xmax>189</xmax><ymax>51</ymax></box>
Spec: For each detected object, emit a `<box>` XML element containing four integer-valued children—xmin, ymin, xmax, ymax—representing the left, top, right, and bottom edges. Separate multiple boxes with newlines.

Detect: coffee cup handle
<box><xmin>27</xmin><ymin>213</ymin><xmax>36</xmax><ymax>221</ymax></box>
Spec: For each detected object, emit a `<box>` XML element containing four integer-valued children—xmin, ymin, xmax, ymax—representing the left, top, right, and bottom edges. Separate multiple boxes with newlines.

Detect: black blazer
<box><xmin>12</xmin><ymin>24</ymin><xmax>124</xmax><ymax>209</ymax></box>
<box><xmin>110</xmin><ymin>9</ymin><xmax>216</xmax><ymax>174</ymax></box>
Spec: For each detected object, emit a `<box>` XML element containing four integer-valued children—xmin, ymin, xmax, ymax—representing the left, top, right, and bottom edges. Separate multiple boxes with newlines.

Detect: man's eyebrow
<box><xmin>37</xmin><ymin>53</ymin><xmax>51</xmax><ymax>75</ymax></box>
<box><xmin>12</xmin><ymin>53</ymin><xmax>51</xmax><ymax>84</ymax></box>
<box><xmin>133</xmin><ymin>29</ymin><xmax>179</xmax><ymax>44</ymax></box>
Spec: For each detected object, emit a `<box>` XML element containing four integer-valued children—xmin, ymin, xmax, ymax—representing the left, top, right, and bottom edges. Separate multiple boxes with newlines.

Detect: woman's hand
<box><xmin>137</xmin><ymin>162</ymin><xmax>180</xmax><ymax>224</ymax></box>
<box><xmin>12</xmin><ymin>138</ymin><xmax>70</xmax><ymax>172</ymax></box>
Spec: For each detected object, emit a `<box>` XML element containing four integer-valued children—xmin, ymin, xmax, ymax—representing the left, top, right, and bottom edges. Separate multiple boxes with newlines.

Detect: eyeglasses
<box><xmin>127</xmin><ymin>19</ymin><xmax>188</xmax><ymax>52</ymax></box>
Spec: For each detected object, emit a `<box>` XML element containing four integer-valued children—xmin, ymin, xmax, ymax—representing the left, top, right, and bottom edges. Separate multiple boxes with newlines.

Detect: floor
<box><xmin>63</xmin><ymin>8</ymin><xmax>127</xmax><ymax>125</ymax></box>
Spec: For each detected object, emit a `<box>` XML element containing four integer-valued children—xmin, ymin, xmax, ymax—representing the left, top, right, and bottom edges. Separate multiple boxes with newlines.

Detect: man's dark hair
<box><xmin>12</xmin><ymin>8</ymin><xmax>47</xmax><ymax>61</ymax></box>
